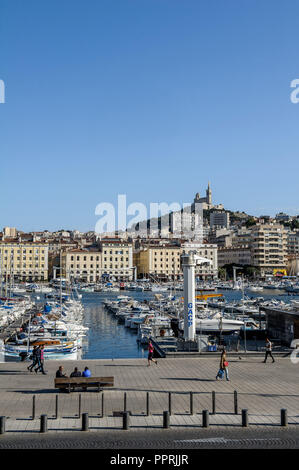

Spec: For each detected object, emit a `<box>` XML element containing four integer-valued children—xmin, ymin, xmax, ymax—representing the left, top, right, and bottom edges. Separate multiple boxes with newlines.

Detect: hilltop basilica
<box><xmin>192</xmin><ymin>182</ymin><xmax>224</xmax><ymax>211</ymax></box>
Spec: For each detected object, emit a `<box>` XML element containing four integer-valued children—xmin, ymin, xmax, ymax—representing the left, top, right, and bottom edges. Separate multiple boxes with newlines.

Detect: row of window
<box><xmin>0</xmin><ymin>249</ymin><xmax>45</xmax><ymax>254</ymax></box>
<box><xmin>154</xmin><ymin>264</ymin><xmax>181</xmax><ymax>268</ymax></box>
<box><xmin>70</xmin><ymin>263</ymin><xmax>130</xmax><ymax>269</ymax></box>
<box><xmin>1</xmin><ymin>256</ymin><xmax>45</xmax><ymax>261</ymax></box>
<box><xmin>70</xmin><ymin>270</ymin><xmax>131</xmax><ymax>274</ymax></box>
<box><xmin>1</xmin><ymin>266</ymin><xmax>46</xmax><ymax>270</ymax></box>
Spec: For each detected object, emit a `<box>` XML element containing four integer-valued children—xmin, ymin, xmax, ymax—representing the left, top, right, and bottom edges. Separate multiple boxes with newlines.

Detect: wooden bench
<box><xmin>54</xmin><ymin>376</ymin><xmax>114</xmax><ymax>393</ymax></box>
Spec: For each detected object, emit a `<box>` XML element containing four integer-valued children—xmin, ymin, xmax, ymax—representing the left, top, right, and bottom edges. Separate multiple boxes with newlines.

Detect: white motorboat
<box><xmin>179</xmin><ymin>311</ymin><xmax>244</xmax><ymax>334</ymax></box>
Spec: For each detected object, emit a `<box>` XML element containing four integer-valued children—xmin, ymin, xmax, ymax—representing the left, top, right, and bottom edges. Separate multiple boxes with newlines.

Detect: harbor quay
<box><xmin>0</xmin><ymin>355</ymin><xmax>298</xmax><ymax>437</ymax></box>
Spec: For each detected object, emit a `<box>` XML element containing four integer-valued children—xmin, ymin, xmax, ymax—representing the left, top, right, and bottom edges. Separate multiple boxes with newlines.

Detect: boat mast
<box><xmin>0</xmin><ymin>252</ymin><xmax>2</xmax><ymax>298</ymax></box>
<box><xmin>242</xmin><ymin>274</ymin><xmax>247</xmax><ymax>353</ymax></box>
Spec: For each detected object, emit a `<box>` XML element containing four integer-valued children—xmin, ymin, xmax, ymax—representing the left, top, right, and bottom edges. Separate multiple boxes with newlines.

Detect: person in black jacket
<box><xmin>27</xmin><ymin>345</ymin><xmax>39</xmax><ymax>372</ymax></box>
<box><xmin>56</xmin><ymin>366</ymin><xmax>67</xmax><ymax>378</ymax></box>
<box><xmin>70</xmin><ymin>367</ymin><xmax>81</xmax><ymax>377</ymax></box>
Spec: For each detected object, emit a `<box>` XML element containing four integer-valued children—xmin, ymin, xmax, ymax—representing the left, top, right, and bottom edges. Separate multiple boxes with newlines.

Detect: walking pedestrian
<box><xmin>263</xmin><ymin>338</ymin><xmax>275</xmax><ymax>363</ymax></box>
<box><xmin>27</xmin><ymin>345</ymin><xmax>39</xmax><ymax>372</ymax></box>
<box><xmin>147</xmin><ymin>340</ymin><xmax>158</xmax><ymax>366</ymax></box>
<box><xmin>216</xmin><ymin>348</ymin><xmax>230</xmax><ymax>381</ymax></box>
<box><xmin>35</xmin><ymin>345</ymin><xmax>47</xmax><ymax>374</ymax></box>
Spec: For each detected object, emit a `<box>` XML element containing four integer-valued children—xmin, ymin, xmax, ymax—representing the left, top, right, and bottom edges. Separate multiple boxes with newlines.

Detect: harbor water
<box><xmin>77</xmin><ymin>288</ymin><xmax>295</xmax><ymax>359</ymax></box>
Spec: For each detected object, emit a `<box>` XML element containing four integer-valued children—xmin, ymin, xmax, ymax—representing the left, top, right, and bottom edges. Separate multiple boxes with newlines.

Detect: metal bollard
<box><xmin>78</xmin><ymin>394</ymin><xmax>82</xmax><ymax>418</ymax></box>
<box><xmin>32</xmin><ymin>395</ymin><xmax>36</xmax><ymax>420</ymax></box>
<box><xmin>242</xmin><ymin>409</ymin><xmax>248</xmax><ymax>427</ymax></box>
<box><xmin>202</xmin><ymin>410</ymin><xmax>209</xmax><ymax>428</ymax></box>
<box><xmin>82</xmin><ymin>412</ymin><xmax>89</xmax><ymax>431</ymax></box>
<box><xmin>212</xmin><ymin>391</ymin><xmax>216</xmax><ymax>415</ymax></box>
<box><xmin>101</xmin><ymin>392</ymin><xmax>105</xmax><ymax>417</ymax></box>
<box><xmin>168</xmin><ymin>392</ymin><xmax>172</xmax><ymax>416</ymax></box>
<box><xmin>163</xmin><ymin>410</ymin><xmax>170</xmax><ymax>429</ymax></box>
<box><xmin>0</xmin><ymin>416</ymin><xmax>6</xmax><ymax>435</ymax></box>
<box><xmin>55</xmin><ymin>395</ymin><xmax>59</xmax><ymax>419</ymax></box>
<box><xmin>281</xmin><ymin>409</ymin><xmax>288</xmax><ymax>427</ymax></box>
<box><xmin>234</xmin><ymin>391</ymin><xmax>238</xmax><ymax>415</ymax></box>
<box><xmin>40</xmin><ymin>414</ymin><xmax>48</xmax><ymax>433</ymax></box>
<box><xmin>190</xmin><ymin>392</ymin><xmax>194</xmax><ymax>415</ymax></box>
<box><xmin>146</xmin><ymin>392</ymin><xmax>150</xmax><ymax>416</ymax></box>
<box><xmin>123</xmin><ymin>411</ymin><xmax>130</xmax><ymax>430</ymax></box>
<box><xmin>124</xmin><ymin>392</ymin><xmax>127</xmax><ymax>412</ymax></box>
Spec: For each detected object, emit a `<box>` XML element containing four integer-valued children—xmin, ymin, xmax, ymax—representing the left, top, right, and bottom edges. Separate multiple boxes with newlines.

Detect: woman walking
<box><xmin>216</xmin><ymin>349</ymin><xmax>230</xmax><ymax>381</ymax></box>
<box><xmin>147</xmin><ymin>340</ymin><xmax>158</xmax><ymax>366</ymax></box>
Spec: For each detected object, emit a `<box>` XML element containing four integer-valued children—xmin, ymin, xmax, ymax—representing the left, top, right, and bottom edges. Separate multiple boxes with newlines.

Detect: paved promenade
<box><xmin>0</xmin><ymin>354</ymin><xmax>298</xmax><ymax>438</ymax></box>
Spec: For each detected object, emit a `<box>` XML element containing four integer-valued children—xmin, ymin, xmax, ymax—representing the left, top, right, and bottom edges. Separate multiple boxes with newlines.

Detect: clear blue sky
<box><xmin>0</xmin><ymin>0</ymin><xmax>298</xmax><ymax>232</ymax></box>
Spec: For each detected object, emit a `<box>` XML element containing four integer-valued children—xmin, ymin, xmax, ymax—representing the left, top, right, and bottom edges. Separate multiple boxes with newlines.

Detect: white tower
<box><xmin>181</xmin><ymin>251</ymin><xmax>213</xmax><ymax>342</ymax></box>
<box><xmin>181</xmin><ymin>252</ymin><xmax>196</xmax><ymax>341</ymax></box>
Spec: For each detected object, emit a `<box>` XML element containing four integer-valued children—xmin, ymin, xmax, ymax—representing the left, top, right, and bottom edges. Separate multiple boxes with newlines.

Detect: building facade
<box><xmin>0</xmin><ymin>241</ymin><xmax>49</xmax><ymax>281</ymax></box>
<box><xmin>63</xmin><ymin>240</ymin><xmax>134</xmax><ymax>282</ymax></box>
<box><xmin>210</xmin><ymin>211</ymin><xmax>230</xmax><ymax>229</ymax></box>
<box><xmin>101</xmin><ymin>240</ymin><xmax>134</xmax><ymax>281</ymax></box>
<box><xmin>287</xmin><ymin>231</ymin><xmax>299</xmax><ymax>255</ymax></box>
<box><xmin>250</xmin><ymin>224</ymin><xmax>288</xmax><ymax>276</ymax></box>
<box><xmin>134</xmin><ymin>241</ymin><xmax>218</xmax><ymax>280</ymax></box>
<box><xmin>62</xmin><ymin>249</ymin><xmax>102</xmax><ymax>282</ymax></box>
<box><xmin>181</xmin><ymin>242</ymin><xmax>218</xmax><ymax>279</ymax></box>
<box><xmin>134</xmin><ymin>245</ymin><xmax>182</xmax><ymax>280</ymax></box>
<box><xmin>217</xmin><ymin>245</ymin><xmax>252</xmax><ymax>267</ymax></box>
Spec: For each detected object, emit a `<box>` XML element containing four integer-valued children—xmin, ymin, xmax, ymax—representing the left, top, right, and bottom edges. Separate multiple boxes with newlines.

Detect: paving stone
<box><xmin>0</xmin><ymin>357</ymin><xmax>298</xmax><ymax>433</ymax></box>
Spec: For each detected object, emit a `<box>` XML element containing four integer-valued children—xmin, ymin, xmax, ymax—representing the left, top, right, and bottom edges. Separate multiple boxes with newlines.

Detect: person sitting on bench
<box><xmin>82</xmin><ymin>366</ymin><xmax>91</xmax><ymax>377</ymax></box>
<box><xmin>70</xmin><ymin>367</ymin><xmax>82</xmax><ymax>377</ymax></box>
<box><xmin>56</xmin><ymin>366</ymin><xmax>67</xmax><ymax>378</ymax></box>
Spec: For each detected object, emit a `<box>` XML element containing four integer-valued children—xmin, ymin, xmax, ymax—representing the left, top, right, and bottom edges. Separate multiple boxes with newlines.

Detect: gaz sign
<box><xmin>188</xmin><ymin>302</ymin><xmax>193</xmax><ymax>327</ymax></box>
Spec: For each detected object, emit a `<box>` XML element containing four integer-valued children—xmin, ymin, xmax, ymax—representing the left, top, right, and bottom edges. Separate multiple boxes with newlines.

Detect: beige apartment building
<box><xmin>134</xmin><ymin>242</ymin><xmax>218</xmax><ymax>280</ymax></box>
<box><xmin>62</xmin><ymin>240</ymin><xmax>134</xmax><ymax>282</ymax></box>
<box><xmin>62</xmin><ymin>249</ymin><xmax>102</xmax><ymax>282</ymax></box>
<box><xmin>2</xmin><ymin>227</ymin><xmax>17</xmax><ymax>239</ymax></box>
<box><xmin>181</xmin><ymin>242</ymin><xmax>218</xmax><ymax>279</ymax></box>
<box><xmin>101</xmin><ymin>240</ymin><xmax>134</xmax><ymax>280</ymax></box>
<box><xmin>250</xmin><ymin>223</ymin><xmax>288</xmax><ymax>276</ymax></box>
<box><xmin>0</xmin><ymin>241</ymin><xmax>49</xmax><ymax>281</ymax></box>
<box><xmin>134</xmin><ymin>245</ymin><xmax>182</xmax><ymax>280</ymax></box>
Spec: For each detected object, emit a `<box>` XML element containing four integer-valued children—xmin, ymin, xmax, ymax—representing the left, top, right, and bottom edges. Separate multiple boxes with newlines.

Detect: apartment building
<box><xmin>62</xmin><ymin>249</ymin><xmax>102</xmax><ymax>282</ymax></box>
<box><xmin>2</xmin><ymin>227</ymin><xmax>17</xmax><ymax>239</ymax></box>
<box><xmin>101</xmin><ymin>240</ymin><xmax>133</xmax><ymax>280</ymax></box>
<box><xmin>134</xmin><ymin>241</ymin><xmax>218</xmax><ymax>280</ymax></box>
<box><xmin>63</xmin><ymin>240</ymin><xmax>134</xmax><ymax>282</ymax></box>
<box><xmin>250</xmin><ymin>224</ymin><xmax>288</xmax><ymax>276</ymax></box>
<box><xmin>134</xmin><ymin>245</ymin><xmax>182</xmax><ymax>280</ymax></box>
<box><xmin>182</xmin><ymin>242</ymin><xmax>218</xmax><ymax>279</ymax></box>
<box><xmin>287</xmin><ymin>231</ymin><xmax>299</xmax><ymax>255</ymax></box>
<box><xmin>210</xmin><ymin>211</ymin><xmax>230</xmax><ymax>229</ymax></box>
<box><xmin>217</xmin><ymin>245</ymin><xmax>252</xmax><ymax>267</ymax></box>
<box><xmin>0</xmin><ymin>241</ymin><xmax>49</xmax><ymax>281</ymax></box>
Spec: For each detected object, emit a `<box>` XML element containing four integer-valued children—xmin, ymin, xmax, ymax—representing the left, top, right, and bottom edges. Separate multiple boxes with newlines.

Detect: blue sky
<box><xmin>0</xmin><ymin>0</ymin><xmax>298</xmax><ymax>232</ymax></box>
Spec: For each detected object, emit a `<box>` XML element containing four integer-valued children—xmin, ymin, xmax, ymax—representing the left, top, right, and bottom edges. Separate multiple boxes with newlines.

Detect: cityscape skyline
<box><xmin>1</xmin><ymin>184</ymin><xmax>298</xmax><ymax>234</ymax></box>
